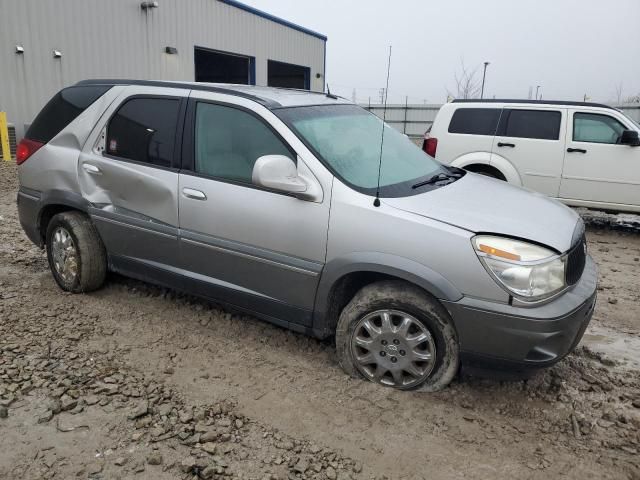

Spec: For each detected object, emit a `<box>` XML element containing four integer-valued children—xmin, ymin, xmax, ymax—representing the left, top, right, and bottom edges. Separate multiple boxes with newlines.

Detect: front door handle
<box><xmin>82</xmin><ymin>163</ymin><xmax>101</xmax><ymax>175</ymax></box>
<box><xmin>497</xmin><ymin>142</ymin><xmax>516</xmax><ymax>148</ymax></box>
<box><xmin>182</xmin><ymin>187</ymin><xmax>207</xmax><ymax>200</ymax></box>
<box><xmin>567</xmin><ymin>148</ymin><xmax>587</xmax><ymax>153</ymax></box>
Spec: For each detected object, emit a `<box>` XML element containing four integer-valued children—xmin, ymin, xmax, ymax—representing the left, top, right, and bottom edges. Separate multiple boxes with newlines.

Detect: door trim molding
<box><xmin>561</xmin><ymin>175</ymin><xmax>640</xmax><ymax>186</ymax></box>
<box><xmin>523</xmin><ymin>171</ymin><xmax>556</xmax><ymax>178</ymax></box>
<box><xmin>89</xmin><ymin>206</ymin><xmax>178</xmax><ymax>238</ymax></box>
<box><xmin>180</xmin><ymin>230</ymin><xmax>323</xmax><ymax>277</ymax></box>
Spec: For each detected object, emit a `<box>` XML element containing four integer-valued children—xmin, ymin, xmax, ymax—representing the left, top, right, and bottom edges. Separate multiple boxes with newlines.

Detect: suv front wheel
<box><xmin>336</xmin><ymin>280</ymin><xmax>459</xmax><ymax>391</ymax></box>
<box><xmin>46</xmin><ymin>211</ymin><xmax>107</xmax><ymax>293</ymax></box>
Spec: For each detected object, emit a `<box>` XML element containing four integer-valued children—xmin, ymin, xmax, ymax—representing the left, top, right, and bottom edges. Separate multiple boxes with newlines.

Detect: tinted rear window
<box><xmin>26</xmin><ymin>85</ymin><xmax>112</xmax><ymax>143</ymax></box>
<box><xmin>498</xmin><ymin>109</ymin><xmax>561</xmax><ymax>140</ymax></box>
<box><xmin>106</xmin><ymin>97</ymin><xmax>180</xmax><ymax>168</ymax></box>
<box><xmin>448</xmin><ymin>108</ymin><xmax>501</xmax><ymax>135</ymax></box>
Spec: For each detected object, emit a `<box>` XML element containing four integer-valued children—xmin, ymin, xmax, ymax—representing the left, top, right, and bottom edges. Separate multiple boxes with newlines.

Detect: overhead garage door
<box><xmin>268</xmin><ymin>60</ymin><xmax>310</xmax><ymax>90</ymax></box>
<box><xmin>195</xmin><ymin>47</ymin><xmax>255</xmax><ymax>85</ymax></box>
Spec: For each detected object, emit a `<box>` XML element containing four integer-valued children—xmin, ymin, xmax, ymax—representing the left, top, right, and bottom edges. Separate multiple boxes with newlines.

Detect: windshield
<box><xmin>276</xmin><ymin>104</ymin><xmax>450</xmax><ymax>197</ymax></box>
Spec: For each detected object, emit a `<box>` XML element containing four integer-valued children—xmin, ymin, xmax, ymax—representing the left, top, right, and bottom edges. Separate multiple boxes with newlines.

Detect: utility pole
<box><xmin>403</xmin><ymin>95</ymin><xmax>408</xmax><ymax>134</ymax></box>
<box><xmin>480</xmin><ymin>61</ymin><xmax>490</xmax><ymax>99</ymax></box>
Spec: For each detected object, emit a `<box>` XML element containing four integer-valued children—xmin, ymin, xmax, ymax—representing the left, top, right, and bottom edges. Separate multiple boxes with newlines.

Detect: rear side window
<box><xmin>26</xmin><ymin>85</ymin><xmax>111</xmax><ymax>143</ymax></box>
<box><xmin>448</xmin><ymin>108</ymin><xmax>501</xmax><ymax>135</ymax></box>
<box><xmin>498</xmin><ymin>109</ymin><xmax>561</xmax><ymax>140</ymax></box>
<box><xmin>106</xmin><ymin>97</ymin><xmax>180</xmax><ymax>168</ymax></box>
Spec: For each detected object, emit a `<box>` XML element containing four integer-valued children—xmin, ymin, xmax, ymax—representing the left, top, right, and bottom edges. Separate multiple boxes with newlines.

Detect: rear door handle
<box><xmin>497</xmin><ymin>142</ymin><xmax>515</xmax><ymax>148</ymax></box>
<box><xmin>182</xmin><ymin>187</ymin><xmax>207</xmax><ymax>200</ymax></box>
<box><xmin>567</xmin><ymin>148</ymin><xmax>587</xmax><ymax>153</ymax></box>
<box><xmin>82</xmin><ymin>163</ymin><xmax>101</xmax><ymax>175</ymax></box>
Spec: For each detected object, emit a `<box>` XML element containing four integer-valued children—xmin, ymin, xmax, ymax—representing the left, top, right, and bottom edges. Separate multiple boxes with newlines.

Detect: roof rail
<box><xmin>451</xmin><ymin>98</ymin><xmax>615</xmax><ymax>110</ymax></box>
<box><xmin>74</xmin><ymin>79</ymin><xmax>281</xmax><ymax>108</ymax></box>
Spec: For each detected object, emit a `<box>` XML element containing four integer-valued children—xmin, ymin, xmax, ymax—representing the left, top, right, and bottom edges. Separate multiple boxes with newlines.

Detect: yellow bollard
<box><xmin>0</xmin><ymin>112</ymin><xmax>11</xmax><ymax>161</ymax></box>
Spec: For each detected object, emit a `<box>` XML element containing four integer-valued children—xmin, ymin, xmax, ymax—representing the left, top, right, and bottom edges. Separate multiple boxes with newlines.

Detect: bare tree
<box><xmin>447</xmin><ymin>60</ymin><xmax>482</xmax><ymax>100</ymax></box>
<box><xmin>614</xmin><ymin>82</ymin><xmax>624</xmax><ymax>104</ymax></box>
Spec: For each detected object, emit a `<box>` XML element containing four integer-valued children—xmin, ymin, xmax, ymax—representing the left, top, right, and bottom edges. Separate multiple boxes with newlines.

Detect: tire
<box><xmin>336</xmin><ymin>280</ymin><xmax>459</xmax><ymax>392</ymax></box>
<box><xmin>46</xmin><ymin>211</ymin><xmax>107</xmax><ymax>293</ymax></box>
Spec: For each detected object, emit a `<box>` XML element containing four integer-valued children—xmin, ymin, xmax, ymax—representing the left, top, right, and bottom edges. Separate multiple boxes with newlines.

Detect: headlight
<box><xmin>473</xmin><ymin>235</ymin><xmax>566</xmax><ymax>301</ymax></box>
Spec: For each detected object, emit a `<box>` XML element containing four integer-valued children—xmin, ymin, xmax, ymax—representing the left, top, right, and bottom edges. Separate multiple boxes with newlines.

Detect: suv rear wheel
<box><xmin>336</xmin><ymin>280</ymin><xmax>459</xmax><ymax>391</ymax></box>
<box><xmin>46</xmin><ymin>211</ymin><xmax>107</xmax><ymax>293</ymax></box>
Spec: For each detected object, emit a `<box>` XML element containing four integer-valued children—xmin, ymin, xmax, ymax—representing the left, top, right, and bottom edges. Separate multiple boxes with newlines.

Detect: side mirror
<box><xmin>252</xmin><ymin>155</ymin><xmax>308</xmax><ymax>194</ymax></box>
<box><xmin>620</xmin><ymin>129</ymin><xmax>640</xmax><ymax>146</ymax></box>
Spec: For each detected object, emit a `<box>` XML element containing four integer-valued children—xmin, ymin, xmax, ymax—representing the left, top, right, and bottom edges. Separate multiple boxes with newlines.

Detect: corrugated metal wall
<box><xmin>0</xmin><ymin>0</ymin><xmax>326</xmax><ymax>139</ymax></box>
<box><xmin>364</xmin><ymin>104</ymin><xmax>441</xmax><ymax>139</ymax></box>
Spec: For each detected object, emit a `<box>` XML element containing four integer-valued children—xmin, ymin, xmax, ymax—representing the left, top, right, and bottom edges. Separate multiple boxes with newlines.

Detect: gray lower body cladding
<box><xmin>17</xmin><ymin>188</ymin><xmax>42</xmax><ymax>245</ymax></box>
<box><xmin>443</xmin><ymin>255</ymin><xmax>597</xmax><ymax>372</ymax></box>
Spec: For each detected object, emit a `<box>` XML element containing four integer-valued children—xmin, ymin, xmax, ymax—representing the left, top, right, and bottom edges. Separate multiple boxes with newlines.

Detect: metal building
<box><xmin>0</xmin><ymin>0</ymin><xmax>327</xmax><ymax>141</ymax></box>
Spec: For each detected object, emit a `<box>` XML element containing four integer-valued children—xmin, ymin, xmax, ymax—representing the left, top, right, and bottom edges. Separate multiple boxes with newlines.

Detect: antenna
<box><xmin>326</xmin><ymin>84</ymin><xmax>338</xmax><ymax>100</ymax></box>
<box><xmin>373</xmin><ymin>45</ymin><xmax>392</xmax><ymax>207</ymax></box>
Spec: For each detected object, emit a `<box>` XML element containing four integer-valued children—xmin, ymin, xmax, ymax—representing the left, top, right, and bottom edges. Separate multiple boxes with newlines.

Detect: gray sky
<box><xmin>246</xmin><ymin>0</ymin><xmax>640</xmax><ymax>104</ymax></box>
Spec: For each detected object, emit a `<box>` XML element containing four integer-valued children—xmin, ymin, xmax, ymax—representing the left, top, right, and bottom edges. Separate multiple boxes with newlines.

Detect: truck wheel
<box><xmin>336</xmin><ymin>280</ymin><xmax>459</xmax><ymax>391</ymax></box>
<box><xmin>46</xmin><ymin>211</ymin><xmax>107</xmax><ymax>293</ymax></box>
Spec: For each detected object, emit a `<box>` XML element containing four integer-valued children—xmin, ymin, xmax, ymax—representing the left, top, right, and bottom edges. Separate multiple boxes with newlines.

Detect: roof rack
<box><xmin>451</xmin><ymin>98</ymin><xmax>615</xmax><ymax>110</ymax></box>
<box><xmin>75</xmin><ymin>79</ymin><xmax>282</xmax><ymax>108</ymax></box>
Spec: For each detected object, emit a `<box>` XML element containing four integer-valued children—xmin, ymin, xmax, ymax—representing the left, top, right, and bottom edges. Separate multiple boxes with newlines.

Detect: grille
<box><xmin>565</xmin><ymin>234</ymin><xmax>586</xmax><ymax>286</ymax></box>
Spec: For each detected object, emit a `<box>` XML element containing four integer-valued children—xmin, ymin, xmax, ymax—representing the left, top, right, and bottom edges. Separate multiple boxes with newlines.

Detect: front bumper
<box><xmin>443</xmin><ymin>255</ymin><xmax>597</xmax><ymax>374</ymax></box>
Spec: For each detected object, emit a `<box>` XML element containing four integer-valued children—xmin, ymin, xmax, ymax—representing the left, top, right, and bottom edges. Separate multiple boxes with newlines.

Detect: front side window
<box><xmin>276</xmin><ymin>104</ymin><xmax>449</xmax><ymax>197</ymax></box>
<box><xmin>499</xmin><ymin>109</ymin><xmax>561</xmax><ymax>140</ymax></box>
<box><xmin>194</xmin><ymin>103</ymin><xmax>293</xmax><ymax>183</ymax></box>
<box><xmin>573</xmin><ymin>112</ymin><xmax>627</xmax><ymax>144</ymax></box>
<box><xmin>448</xmin><ymin>108</ymin><xmax>501</xmax><ymax>136</ymax></box>
<box><xmin>106</xmin><ymin>97</ymin><xmax>180</xmax><ymax>167</ymax></box>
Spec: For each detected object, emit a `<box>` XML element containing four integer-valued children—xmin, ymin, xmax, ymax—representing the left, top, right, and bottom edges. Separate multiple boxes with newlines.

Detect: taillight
<box><xmin>424</xmin><ymin>137</ymin><xmax>438</xmax><ymax>158</ymax></box>
<box><xmin>16</xmin><ymin>139</ymin><xmax>44</xmax><ymax>165</ymax></box>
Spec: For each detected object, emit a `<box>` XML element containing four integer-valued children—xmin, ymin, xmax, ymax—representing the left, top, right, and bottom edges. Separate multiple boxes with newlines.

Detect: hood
<box><xmin>383</xmin><ymin>173</ymin><xmax>580</xmax><ymax>253</ymax></box>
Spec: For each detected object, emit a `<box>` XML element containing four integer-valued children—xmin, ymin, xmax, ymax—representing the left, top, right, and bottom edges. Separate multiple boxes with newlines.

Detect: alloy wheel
<box><xmin>51</xmin><ymin>227</ymin><xmax>78</xmax><ymax>284</ymax></box>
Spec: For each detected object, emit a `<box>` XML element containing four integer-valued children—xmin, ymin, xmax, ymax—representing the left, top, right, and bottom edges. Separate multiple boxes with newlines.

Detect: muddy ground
<box><xmin>0</xmin><ymin>160</ymin><xmax>638</xmax><ymax>480</ymax></box>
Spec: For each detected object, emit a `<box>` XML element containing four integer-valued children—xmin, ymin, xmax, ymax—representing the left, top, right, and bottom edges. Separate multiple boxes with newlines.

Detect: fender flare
<box><xmin>488</xmin><ymin>153</ymin><xmax>522</xmax><ymax>186</ymax></box>
<box><xmin>449</xmin><ymin>151</ymin><xmax>493</xmax><ymax>169</ymax></box>
<box><xmin>37</xmin><ymin>189</ymin><xmax>91</xmax><ymax>232</ymax></box>
<box><xmin>312</xmin><ymin>252</ymin><xmax>463</xmax><ymax>333</ymax></box>
<box><xmin>450</xmin><ymin>152</ymin><xmax>522</xmax><ymax>186</ymax></box>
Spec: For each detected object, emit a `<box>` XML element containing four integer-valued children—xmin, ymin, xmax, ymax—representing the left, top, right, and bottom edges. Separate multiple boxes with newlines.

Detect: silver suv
<box><xmin>17</xmin><ymin>80</ymin><xmax>597</xmax><ymax>391</ymax></box>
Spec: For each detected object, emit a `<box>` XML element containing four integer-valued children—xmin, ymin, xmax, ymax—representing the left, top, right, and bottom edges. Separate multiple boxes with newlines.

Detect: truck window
<box><xmin>498</xmin><ymin>109</ymin><xmax>561</xmax><ymax>140</ymax></box>
<box><xmin>573</xmin><ymin>112</ymin><xmax>626</xmax><ymax>144</ymax></box>
<box><xmin>448</xmin><ymin>108</ymin><xmax>501</xmax><ymax>136</ymax></box>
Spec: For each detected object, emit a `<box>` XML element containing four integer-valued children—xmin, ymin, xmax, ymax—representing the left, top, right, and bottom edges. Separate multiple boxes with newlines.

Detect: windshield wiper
<box><xmin>411</xmin><ymin>167</ymin><xmax>466</xmax><ymax>189</ymax></box>
<box><xmin>412</xmin><ymin>172</ymin><xmax>456</xmax><ymax>189</ymax></box>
